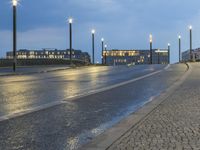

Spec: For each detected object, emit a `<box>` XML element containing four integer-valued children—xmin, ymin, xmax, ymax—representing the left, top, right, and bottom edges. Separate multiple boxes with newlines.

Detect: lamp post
<box><xmin>157</xmin><ymin>50</ymin><xmax>160</xmax><ymax>64</ymax></box>
<box><xmin>101</xmin><ymin>38</ymin><xmax>104</xmax><ymax>65</ymax></box>
<box><xmin>68</xmin><ymin>18</ymin><xmax>73</xmax><ymax>64</ymax></box>
<box><xmin>178</xmin><ymin>35</ymin><xmax>181</xmax><ymax>63</ymax></box>
<box><xmin>12</xmin><ymin>0</ymin><xmax>18</xmax><ymax>72</ymax></box>
<box><xmin>149</xmin><ymin>34</ymin><xmax>153</xmax><ymax>64</ymax></box>
<box><xmin>168</xmin><ymin>43</ymin><xmax>170</xmax><ymax>64</ymax></box>
<box><xmin>91</xmin><ymin>29</ymin><xmax>95</xmax><ymax>64</ymax></box>
<box><xmin>105</xmin><ymin>44</ymin><xmax>107</xmax><ymax>65</ymax></box>
<box><xmin>189</xmin><ymin>25</ymin><xmax>193</xmax><ymax>61</ymax></box>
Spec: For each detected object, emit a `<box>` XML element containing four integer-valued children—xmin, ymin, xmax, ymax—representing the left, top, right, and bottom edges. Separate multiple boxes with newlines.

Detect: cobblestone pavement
<box><xmin>108</xmin><ymin>63</ymin><xmax>200</xmax><ymax>150</ymax></box>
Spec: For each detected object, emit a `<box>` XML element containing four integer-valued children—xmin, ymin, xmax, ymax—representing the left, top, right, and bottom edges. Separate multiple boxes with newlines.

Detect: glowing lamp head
<box><xmin>149</xmin><ymin>34</ymin><xmax>153</xmax><ymax>43</ymax></box>
<box><xmin>178</xmin><ymin>35</ymin><xmax>181</xmax><ymax>39</ymax></box>
<box><xmin>12</xmin><ymin>0</ymin><xmax>18</xmax><ymax>6</ymax></box>
<box><xmin>105</xmin><ymin>44</ymin><xmax>107</xmax><ymax>48</ymax></box>
<box><xmin>101</xmin><ymin>38</ymin><xmax>104</xmax><ymax>42</ymax></box>
<box><xmin>189</xmin><ymin>25</ymin><xmax>192</xmax><ymax>30</ymax></box>
<box><xmin>68</xmin><ymin>18</ymin><xmax>73</xmax><ymax>24</ymax></box>
<box><xmin>168</xmin><ymin>43</ymin><xmax>170</xmax><ymax>46</ymax></box>
<box><xmin>91</xmin><ymin>29</ymin><xmax>95</xmax><ymax>34</ymax></box>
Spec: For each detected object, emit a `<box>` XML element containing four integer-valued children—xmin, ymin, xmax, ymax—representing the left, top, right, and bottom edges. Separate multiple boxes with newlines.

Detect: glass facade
<box><xmin>182</xmin><ymin>48</ymin><xmax>200</xmax><ymax>62</ymax></box>
<box><xmin>103</xmin><ymin>49</ymin><xmax>169</xmax><ymax>65</ymax></box>
<box><xmin>6</xmin><ymin>49</ymin><xmax>91</xmax><ymax>63</ymax></box>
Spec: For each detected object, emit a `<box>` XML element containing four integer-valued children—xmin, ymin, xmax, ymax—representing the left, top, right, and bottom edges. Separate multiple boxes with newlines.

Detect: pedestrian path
<box><xmin>82</xmin><ymin>63</ymin><xmax>200</xmax><ymax>150</ymax></box>
<box><xmin>107</xmin><ymin>63</ymin><xmax>200</xmax><ymax>149</ymax></box>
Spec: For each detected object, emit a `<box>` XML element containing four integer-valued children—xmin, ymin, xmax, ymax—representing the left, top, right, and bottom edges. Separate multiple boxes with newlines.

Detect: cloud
<box><xmin>68</xmin><ymin>0</ymin><xmax>121</xmax><ymax>12</ymax></box>
<box><xmin>0</xmin><ymin>27</ymin><xmax>66</xmax><ymax>56</ymax></box>
<box><xmin>1</xmin><ymin>0</ymin><xmax>200</xmax><ymax>63</ymax></box>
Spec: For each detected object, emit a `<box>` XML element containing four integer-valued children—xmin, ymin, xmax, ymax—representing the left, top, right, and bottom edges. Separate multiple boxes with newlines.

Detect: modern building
<box><xmin>103</xmin><ymin>49</ymin><xmax>169</xmax><ymax>65</ymax></box>
<box><xmin>182</xmin><ymin>48</ymin><xmax>200</xmax><ymax>62</ymax></box>
<box><xmin>6</xmin><ymin>49</ymin><xmax>91</xmax><ymax>63</ymax></box>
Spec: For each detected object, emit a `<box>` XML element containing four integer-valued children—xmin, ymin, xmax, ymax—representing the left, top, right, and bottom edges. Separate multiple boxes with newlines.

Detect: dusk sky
<box><xmin>1</xmin><ymin>0</ymin><xmax>200</xmax><ymax>63</ymax></box>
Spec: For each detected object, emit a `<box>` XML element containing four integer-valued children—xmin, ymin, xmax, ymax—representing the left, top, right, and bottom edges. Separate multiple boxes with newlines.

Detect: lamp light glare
<box><xmin>105</xmin><ymin>44</ymin><xmax>107</xmax><ymax>48</ymax></box>
<box><xmin>12</xmin><ymin>0</ymin><xmax>18</xmax><ymax>6</ymax></box>
<box><xmin>91</xmin><ymin>29</ymin><xmax>95</xmax><ymax>34</ymax></box>
<box><xmin>189</xmin><ymin>25</ymin><xmax>192</xmax><ymax>30</ymax></box>
<box><xmin>178</xmin><ymin>35</ymin><xmax>181</xmax><ymax>39</ymax></box>
<box><xmin>69</xmin><ymin>18</ymin><xmax>73</xmax><ymax>24</ymax></box>
<box><xmin>149</xmin><ymin>34</ymin><xmax>153</xmax><ymax>43</ymax></box>
<box><xmin>168</xmin><ymin>43</ymin><xmax>170</xmax><ymax>46</ymax></box>
<box><xmin>101</xmin><ymin>38</ymin><xmax>104</xmax><ymax>42</ymax></box>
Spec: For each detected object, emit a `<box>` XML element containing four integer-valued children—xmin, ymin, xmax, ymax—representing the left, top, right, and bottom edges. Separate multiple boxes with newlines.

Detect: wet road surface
<box><xmin>0</xmin><ymin>65</ymin><xmax>165</xmax><ymax>117</ymax></box>
<box><xmin>0</xmin><ymin>64</ymin><xmax>187</xmax><ymax>150</ymax></box>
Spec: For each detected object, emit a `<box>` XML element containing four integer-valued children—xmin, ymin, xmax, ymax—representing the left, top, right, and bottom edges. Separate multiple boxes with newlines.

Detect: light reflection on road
<box><xmin>0</xmin><ymin>65</ymin><xmax>165</xmax><ymax>117</ymax></box>
<box><xmin>0</xmin><ymin>64</ymin><xmax>188</xmax><ymax>150</ymax></box>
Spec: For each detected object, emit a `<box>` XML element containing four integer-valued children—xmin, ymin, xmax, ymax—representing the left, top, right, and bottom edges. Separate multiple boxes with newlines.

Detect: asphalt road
<box><xmin>0</xmin><ymin>64</ymin><xmax>187</xmax><ymax>150</ymax></box>
<box><xmin>0</xmin><ymin>65</ymin><xmax>165</xmax><ymax>117</ymax></box>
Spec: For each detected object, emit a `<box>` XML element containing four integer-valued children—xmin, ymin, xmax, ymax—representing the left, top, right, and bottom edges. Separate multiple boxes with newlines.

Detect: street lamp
<box><xmin>68</xmin><ymin>18</ymin><xmax>73</xmax><ymax>64</ymax></box>
<box><xmin>105</xmin><ymin>44</ymin><xmax>107</xmax><ymax>50</ymax></box>
<box><xmin>168</xmin><ymin>43</ymin><xmax>170</xmax><ymax>64</ymax></box>
<box><xmin>91</xmin><ymin>29</ymin><xmax>95</xmax><ymax>64</ymax></box>
<box><xmin>101</xmin><ymin>38</ymin><xmax>104</xmax><ymax>65</ymax></box>
<box><xmin>12</xmin><ymin>0</ymin><xmax>18</xmax><ymax>72</ymax></box>
<box><xmin>149</xmin><ymin>34</ymin><xmax>153</xmax><ymax>64</ymax></box>
<box><xmin>178</xmin><ymin>35</ymin><xmax>181</xmax><ymax>63</ymax></box>
<box><xmin>104</xmin><ymin>44</ymin><xmax>107</xmax><ymax>65</ymax></box>
<box><xmin>189</xmin><ymin>25</ymin><xmax>193</xmax><ymax>61</ymax></box>
<box><xmin>157</xmin><ymin>49</ymin><xmax>160</xmax><ymax>64</ymax></box>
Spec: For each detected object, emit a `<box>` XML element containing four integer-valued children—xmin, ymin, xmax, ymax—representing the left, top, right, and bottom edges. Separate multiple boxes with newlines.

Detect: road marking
<box><xmin>164</xmin><ymin>64</ymin><xmax>170</xmax><ymax>70</ymax></box>
<box><xmin>0</xmin><ymin>65</ymin><xmax>170</xmax><ymax>122</ymax></box>
<box><xmin>0</xmin><ymin>101</ymin><xmax>68</xmax><ymax>122</ymax></box>
<box><xmin>66</xmin><ymin>65</ymin><xmax>170</xmax><ymax>101</ymax></box>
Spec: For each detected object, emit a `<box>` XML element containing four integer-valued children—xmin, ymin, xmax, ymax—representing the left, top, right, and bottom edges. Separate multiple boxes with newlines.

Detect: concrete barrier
<box><xmin>0</xmin><ymin>59</ymin><xmax>89</xmax><ymax>67</ymax></box>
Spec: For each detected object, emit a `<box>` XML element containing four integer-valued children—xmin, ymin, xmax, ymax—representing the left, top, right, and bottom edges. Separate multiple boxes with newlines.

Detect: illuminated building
<box><xmin>6</xmin><ymin>49</ymin><xmax>91</xmax><ymax>63</ymax></box>
<box><xmin>103</xmin><ymin>49</ymin><xmax>169</xmax><ymax>65</ymax></box>
<box><xmin>182</xmin><ymin>48</ymin><xmax>200</xmax><ymax>62</ymax></box>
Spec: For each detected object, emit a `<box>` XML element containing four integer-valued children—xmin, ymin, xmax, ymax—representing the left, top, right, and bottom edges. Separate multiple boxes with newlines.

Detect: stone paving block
<box><xmin>108</xmin><ymin>63</ymin><xmax>200</xmax><ymax>150</ymax></box>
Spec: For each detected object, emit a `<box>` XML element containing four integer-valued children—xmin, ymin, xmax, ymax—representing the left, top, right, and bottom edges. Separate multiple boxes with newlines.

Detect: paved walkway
<box><xmin>82</xmin><ymin>63</ymin><xmax>200</xmax><ymax>150</ymax></box>
<box><xmin>106</xmin><ymin>63</ymin><xmax>200</xmax><ymax>149</ymax></box>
